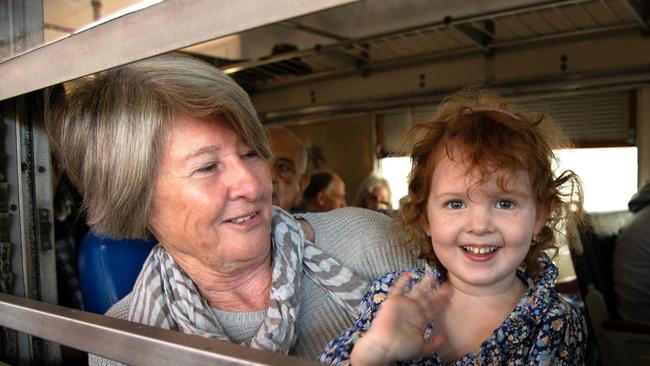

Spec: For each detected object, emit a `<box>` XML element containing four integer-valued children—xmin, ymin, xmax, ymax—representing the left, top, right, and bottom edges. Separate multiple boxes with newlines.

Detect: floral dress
<box><xmin>319</xmin><ymin>253</ymin><xmax>586</xmax><ymax>365</ymax></box>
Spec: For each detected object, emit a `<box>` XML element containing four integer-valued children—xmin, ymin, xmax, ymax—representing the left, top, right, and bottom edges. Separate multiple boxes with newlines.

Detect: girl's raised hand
<box><xmin>350</xmin><ymin>272</ymin><xmax>449</xmax><ymax>366</ymax></box>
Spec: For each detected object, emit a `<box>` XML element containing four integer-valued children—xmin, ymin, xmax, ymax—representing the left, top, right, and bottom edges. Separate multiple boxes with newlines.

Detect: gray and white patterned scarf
<box><xmin>128</xmin><ymin>207</ymin><xmax>368</xmax><ymax>354</ymax></box>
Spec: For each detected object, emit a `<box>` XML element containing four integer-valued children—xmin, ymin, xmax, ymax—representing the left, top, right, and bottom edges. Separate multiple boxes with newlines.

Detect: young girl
<box><xmin>319</xmin><ymin>89</ymin><xmax>587</xmax><ymax>365</ymax></box>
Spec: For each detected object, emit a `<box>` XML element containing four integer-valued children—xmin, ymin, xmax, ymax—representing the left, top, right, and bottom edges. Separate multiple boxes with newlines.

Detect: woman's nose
<box><xmin>228</xmin><ymin>159</ymin><xmax>264</xmax><ymax>201</ymax></box>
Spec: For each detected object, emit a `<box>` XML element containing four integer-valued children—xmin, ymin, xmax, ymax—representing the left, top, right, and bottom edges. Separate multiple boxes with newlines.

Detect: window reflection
<box><xmin>0</xmin><ymin>0</ymin><xmax>163</xmax><ymax>63</ymax></box>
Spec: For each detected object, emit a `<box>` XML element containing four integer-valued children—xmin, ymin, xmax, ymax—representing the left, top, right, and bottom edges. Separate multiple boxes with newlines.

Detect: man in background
<box><xmin>266</xmin><ymin>125</ymin><xmax>310</xmax><ymax>212</ymax></box>
<box><xmin>613</xmin><ymin>181</ymin><xmax>650</xmax><ymax>325</ymax></box>
<box><xmin>303</xmin><ymin>170</ymin><xmax>347</xmax><ymax>212</ymax></box>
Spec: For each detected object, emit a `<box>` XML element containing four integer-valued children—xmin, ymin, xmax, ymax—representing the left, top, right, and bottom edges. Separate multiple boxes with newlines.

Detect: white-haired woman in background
<box><xmin>355</xmin><ymin>174</ymin><xmax>393</xmax><ymax>215</ymax></box>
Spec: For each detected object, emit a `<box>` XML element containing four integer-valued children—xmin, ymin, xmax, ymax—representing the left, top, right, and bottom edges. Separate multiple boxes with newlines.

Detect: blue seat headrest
<box><xmin>78</xmin><ymin>233</ymin><xmax>156</xmax><ymax>314</ymax></box>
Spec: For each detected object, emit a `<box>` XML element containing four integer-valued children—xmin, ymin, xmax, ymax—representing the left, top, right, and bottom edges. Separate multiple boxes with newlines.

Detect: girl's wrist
<box><xmin>350</xmin><ymin>334</ymin><xmax>395</xmax><ymax>366</ymax></box>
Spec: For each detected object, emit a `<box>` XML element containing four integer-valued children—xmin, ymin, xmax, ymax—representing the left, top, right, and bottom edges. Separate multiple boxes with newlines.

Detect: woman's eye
<box><xmin>242</xmin><ymin>150</ymin><xmax>260</xmax><ymax>159</ymax></box>
<box><xmin>497</xmin><ymin>199</ymin><xmax>515</xmax><ymax>209</ymax></box>
<box><xmin>446</xmin><ymin>200</ymin><xmax>465</xmax><ymax>209</ymax></box>
<box><xmin>196</xmin><ymin>163</ymin><xmax>217</xmax><ymax>173</ymax></box>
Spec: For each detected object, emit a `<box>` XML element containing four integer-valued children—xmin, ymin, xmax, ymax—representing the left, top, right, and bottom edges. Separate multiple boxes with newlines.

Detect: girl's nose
<box><xmin>467</xmin><ymin>206</ymin><xmax>494</xmax><ymax>234</ymax></box>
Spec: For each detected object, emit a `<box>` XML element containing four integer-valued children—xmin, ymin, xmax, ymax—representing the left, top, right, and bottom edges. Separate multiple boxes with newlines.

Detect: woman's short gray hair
<box><xmin>48</xmin><ymin>53</ymin><xmax>270</xmax><ymax>239</ymax></box>
<box><xmin>354</xmin><ymin>174</ymin><xmax>392</xmax><ymax>209</ymax></box>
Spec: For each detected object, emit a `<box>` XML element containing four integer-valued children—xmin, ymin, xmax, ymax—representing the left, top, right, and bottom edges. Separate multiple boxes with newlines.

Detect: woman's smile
<box><xmin>223</xmin><ymin>210</ymin><xmax>262</xmax><ymax>227</ymax></box>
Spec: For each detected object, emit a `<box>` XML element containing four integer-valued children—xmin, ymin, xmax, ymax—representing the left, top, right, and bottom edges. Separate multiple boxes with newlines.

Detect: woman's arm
<box><xmin>295</xmin><ymin>207</ymin><xmax>423</xmax><ymax>279</ymax></box>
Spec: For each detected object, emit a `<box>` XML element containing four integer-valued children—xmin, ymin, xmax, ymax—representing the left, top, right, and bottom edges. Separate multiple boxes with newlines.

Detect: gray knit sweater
<box><xmin>91</xmin><ymin>207</ymin><xmax>422</xmax><ymax>364</ymax></box>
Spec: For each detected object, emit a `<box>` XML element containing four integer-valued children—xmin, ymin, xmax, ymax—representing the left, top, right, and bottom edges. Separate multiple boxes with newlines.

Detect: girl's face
<box><xmin>422</xmin><ymin>147</ymin><xmax>546</xmax><ymax>294</ymax></box>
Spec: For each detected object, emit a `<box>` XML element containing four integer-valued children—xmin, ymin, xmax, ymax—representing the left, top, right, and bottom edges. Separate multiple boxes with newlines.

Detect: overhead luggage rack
<box><xmin>223</xmin><ymin>0</ymin><xmax>649</xmax><ymax>91</ymax></box>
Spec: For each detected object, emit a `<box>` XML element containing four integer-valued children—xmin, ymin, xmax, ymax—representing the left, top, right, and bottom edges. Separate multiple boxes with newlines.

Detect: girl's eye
<box><xmin>446</xmin><ymin>200</ymin><xmax>465</xmax><ymax>209</ymax></box>
<box><xmin>496</xmin><ymin>199</ymin><xmax>515</xmax><ymax>209</ymax></box>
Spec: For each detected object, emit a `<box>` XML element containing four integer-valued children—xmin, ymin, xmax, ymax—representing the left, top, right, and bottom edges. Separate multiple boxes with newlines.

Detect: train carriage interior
<box><xmin>1</xmin><ymin>0</ymin><xmax>650</xmax><ymax>364</ymax></box>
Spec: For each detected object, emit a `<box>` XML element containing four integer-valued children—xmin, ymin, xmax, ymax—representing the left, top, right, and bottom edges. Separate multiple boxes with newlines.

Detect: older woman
<box><xmin>47</xmin><ymin>53</ymin><xmax>420</xmax><ymax>363</ymax></box>
<box><xmin>354</xmin><ymin>174</ymin><xmax>393</xmax><ymax>214</ymax></box>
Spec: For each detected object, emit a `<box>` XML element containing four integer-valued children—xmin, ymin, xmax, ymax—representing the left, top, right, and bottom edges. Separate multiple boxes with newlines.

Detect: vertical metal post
<box><xmin>0</xmin><ymin>0</ymin><xmax>60</xmax><ymax>363</ymax></box>
<box><xmin>1</xmin><ymin>92</ymin><xmax>60</xmax><ymax>365</ymax></box>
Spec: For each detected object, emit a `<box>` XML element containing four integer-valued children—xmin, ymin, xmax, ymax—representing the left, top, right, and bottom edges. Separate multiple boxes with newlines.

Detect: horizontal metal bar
<box><xmin>0</xmin><ymin>293</ymin><xmax>320</xmax><ymax>366</ymax></box>
<box><xmin>0</xmin><ymin>0</ymin><xmax>359</xmax><ymax>101</ymax></box>
<box><xmin>622</xmin><ymin>0</ymin><xmax>649</xmax><ymax>30</ymax></box>
<box><xmin>278</xmin><ymin>21</ymin><xmax>348</xmax><ymax>42</ymax></box>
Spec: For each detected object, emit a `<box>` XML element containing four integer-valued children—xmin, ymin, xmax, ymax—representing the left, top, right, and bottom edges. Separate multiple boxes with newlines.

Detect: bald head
<box><xmin>266</xmin><ymin>125</ymin><xmax>309</xmax><ymax>211</ymax></box>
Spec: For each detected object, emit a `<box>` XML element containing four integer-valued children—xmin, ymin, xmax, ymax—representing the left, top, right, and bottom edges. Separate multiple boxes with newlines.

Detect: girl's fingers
<box><xmin>388</xmin><ymin>272</ymin><xmax>412</xmax><ymax>297</ymax></box>
<box><xmin>407</xmin><ymin>273</ymin><xmax>440</xmax><ymax>319</ymax></box>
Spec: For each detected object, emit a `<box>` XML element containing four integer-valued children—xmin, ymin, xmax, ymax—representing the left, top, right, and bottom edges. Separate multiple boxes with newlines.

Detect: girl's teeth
<box><xmin>463</xmin><ymin>246</ymin><xmax>497</xmax><ymax>254</ymax></box>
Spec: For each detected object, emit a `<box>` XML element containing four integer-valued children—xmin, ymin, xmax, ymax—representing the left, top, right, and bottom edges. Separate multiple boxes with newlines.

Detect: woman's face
<box><xmin>149</xmin><ymin>116</ymin><xmax>273</xmax><ymax>273</ymax></box>
<box><xmin>365</xmin><ymin>185</ymin><xmax>391</xmax><ymax>211</ymax></box>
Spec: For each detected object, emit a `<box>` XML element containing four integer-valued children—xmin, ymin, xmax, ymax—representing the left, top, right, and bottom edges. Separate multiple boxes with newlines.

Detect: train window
<box><xmin>381</xmin><ymin>147</ymin><xmax>638</xmax><ymax>213</ymax></box>
<box><xmin>377</xmin><ymin>156</ymin><xmax>411</xmax><ymax>209</ymax></box>
<box><xmin>2</xmin><ymin>0</ymin><xmax>161</xmax><ymax>63</ymax></box>
<box><xmin>555</xmin><ymin>147</ymin><xmax>638</xmax><ymax>213</ymax></box>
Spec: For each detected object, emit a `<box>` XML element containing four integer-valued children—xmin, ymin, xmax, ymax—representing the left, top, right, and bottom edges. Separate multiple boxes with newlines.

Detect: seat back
<box><xmin>572</xmin><ymin>211</ymin><xmax>650</xmax><ymax>366</ymax></box>
<box><xmin>78</xmin><ymin>233</ymin><xmax>156</xmax><ymax>314</ymax></box>
<box><xmin>573</xmin><ymin>228</ymin><xmax>619</xmax><ymax>318</ymax></box>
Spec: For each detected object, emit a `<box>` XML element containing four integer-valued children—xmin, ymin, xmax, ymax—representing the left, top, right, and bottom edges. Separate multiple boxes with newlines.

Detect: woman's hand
<box><xmin>350</xmin><ymin>272</ymin><xmax>448</xmax><ymax>366</ymax></box>
<box><xmin>298</xmin><ymin>219</ymin><xmax>315</xmax><ymax>242</ymax></box>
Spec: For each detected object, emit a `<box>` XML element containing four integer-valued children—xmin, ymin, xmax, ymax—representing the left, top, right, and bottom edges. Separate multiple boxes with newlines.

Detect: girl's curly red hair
<box><xmin>395</xmin><ymin>88</ymin><xmax>585</xmax><ymax>276</ymax></box>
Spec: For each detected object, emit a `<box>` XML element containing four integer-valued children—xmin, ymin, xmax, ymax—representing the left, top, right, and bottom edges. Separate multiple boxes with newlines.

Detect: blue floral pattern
<box><xmin>319</xmin><ymin>253</ymin><xmax>586</xmax><ymax>365</ymax></box>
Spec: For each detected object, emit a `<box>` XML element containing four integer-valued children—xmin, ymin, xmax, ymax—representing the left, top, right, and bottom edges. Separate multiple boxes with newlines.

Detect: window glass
<box><xmin>1</xmin><ymin>0</ymin><xmax>162</xmax><ymax>63</ymax></box>
<box><xmin>380</xmin><ymin>147</ymin><xmax>639</xmax><ymax>213</ymax></box>
<box><xmin>44</xmin><ymin>0</ymin><xmax>162</xmax><ymax>42</ymax></box>
<box><xmin>554</xmin><ymin>147</ymin><xmax>638</xmax><ymax>213</ymax></box>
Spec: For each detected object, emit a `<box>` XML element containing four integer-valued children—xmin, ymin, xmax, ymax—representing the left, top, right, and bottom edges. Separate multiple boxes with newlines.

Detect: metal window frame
<box><xmin>0</xmin><ymin>293</ymin><xmax>321</xmax><ymax>365</ymax></box>
<box><xmin>0</xmin><ymin>0</ymin><xmax>359</xmax><ymax>101</ymax></box>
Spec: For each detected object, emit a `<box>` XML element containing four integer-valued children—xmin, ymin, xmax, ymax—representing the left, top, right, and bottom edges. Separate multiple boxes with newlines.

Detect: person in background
<box><xmin>613</xmin><ymin>181</ymin><xmax>650</xmax><ymax>325</ymax></box>
<box><xmin>303</xmin><ymin>169</ymin><xmax>347</xmax><ymax>212</ymax></box>
<box><xmin>47</xmin><ymin>53</ymin><xmax>421</xmax><ymax>364</ymax></box>
<box><xmin>266</xmin><ymin>125</ymin><xmax>309</xmax><ymax>212</ymax></box>
<box><xmin>320</xmin><ymin>89</ymin><xmax>587</xmax><ymax>365</ymax></box>
<box><xmin>354</xmin><ymin>174</ymin><xmax>393</xmax><ymax>215</ymax></box>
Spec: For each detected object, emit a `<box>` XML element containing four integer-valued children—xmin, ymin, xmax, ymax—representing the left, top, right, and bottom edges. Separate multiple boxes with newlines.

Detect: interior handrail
<box><xmin>0</xmin><ymin>293</ymin><xmax>320</xmax><ymax>366</ymax></box>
